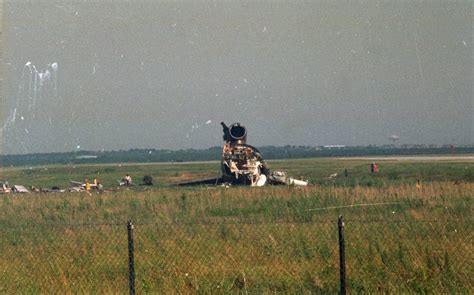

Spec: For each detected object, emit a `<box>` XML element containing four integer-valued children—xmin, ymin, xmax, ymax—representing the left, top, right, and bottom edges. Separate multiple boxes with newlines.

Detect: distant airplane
<box><xmin>389</xmin><ymin>134</ymin><xmax>400</xmax><ymax>144</ymax></box>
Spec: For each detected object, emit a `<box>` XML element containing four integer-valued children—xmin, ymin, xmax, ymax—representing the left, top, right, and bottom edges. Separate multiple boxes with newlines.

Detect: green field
<box><xmin>2</xmin><ymin>157</ymin><xmax>473</xmax><ymax>189</ymax></box>
<box><xmin>1</xmin><ymin>158</ymin><xmax>473</xmax><ymax>293</ymax></box>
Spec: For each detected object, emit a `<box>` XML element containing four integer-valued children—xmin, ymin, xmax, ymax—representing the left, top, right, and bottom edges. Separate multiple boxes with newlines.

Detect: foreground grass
<box><xmin>1</xmin><ymin>179</ymin><xmax>473</xmax><ymax>293</ymax></box>
<box><xmin>1</xmin><ymin>159</ymin><xmax>472</xmax><ymax>292</ymax></box>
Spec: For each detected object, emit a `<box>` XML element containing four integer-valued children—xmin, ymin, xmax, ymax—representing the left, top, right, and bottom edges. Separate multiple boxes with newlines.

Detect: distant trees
<box><xmin>0</xmin><ymin>145</ymin><xmax>472</xmax><ymax>167</ymax></box>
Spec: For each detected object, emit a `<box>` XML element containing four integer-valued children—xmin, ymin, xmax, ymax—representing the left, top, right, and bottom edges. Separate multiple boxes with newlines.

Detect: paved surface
<box><xmin>1</xmin><ymin>155</ymin><xmax>472</xmax><ymax>172</ymax></box>
<box><xmin>336</xmin><ymin>155</ymin><xmax>473</xmax><ymax>161</ymax></box>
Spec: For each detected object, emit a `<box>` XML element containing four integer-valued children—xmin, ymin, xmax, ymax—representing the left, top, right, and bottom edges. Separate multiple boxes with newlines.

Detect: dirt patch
<box><xmin>167</xmin><ymin>173</ymin><xmax>212</xmax><ymax>182</ymax></box>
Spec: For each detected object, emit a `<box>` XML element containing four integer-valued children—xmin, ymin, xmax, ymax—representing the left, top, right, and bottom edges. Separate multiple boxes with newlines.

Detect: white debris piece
<box><xmin>288</xmin><ymin>178</ymin><xmax>308</xmax><ymax>186</ymax></box>
<box><xmin>12</xmin><ymin>185</ymin><xmax>30</xmax><ymax>193</ymax></box>
<box><xmin>328</xmin><ymin>173</ymin><xmax>338</xmax><ymax>179</ymax></box>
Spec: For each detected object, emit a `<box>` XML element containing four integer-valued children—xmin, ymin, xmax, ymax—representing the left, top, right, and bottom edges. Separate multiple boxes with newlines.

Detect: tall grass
<box><xmin>1</xmin><ymin>180</ymin><xmax>472</xmax><ymax>293</ymax></box>
<box><xmin>1</xmin><ymin>182</ymin><xmax>471</xmax><ymax>224</ymax></box>
<box><xmin>1</xmin><ymin>159</ymin><xmax>472</xmax><ymax>292</ymax></box>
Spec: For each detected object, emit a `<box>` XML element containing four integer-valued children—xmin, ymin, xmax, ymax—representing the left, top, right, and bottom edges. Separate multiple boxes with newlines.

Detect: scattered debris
<box><xmin>269</xmin><ymin>171</ymin><xmax>309</xmax><ymax>186</ymax></box>
<box><xmin>12</xmin><ymin>185</ymin><xmax>30</xmax><ymax>193</ymax></box>
<box><xmin>69</xmin><ymin>180</ymin><xmax>103</xmax><ymax>192</ymax></box>
<box><xmin>119</xmin><ymin>174</ymin><xmax>133</xmax><ymax>186</ymax></box>
<box><xmin>142</xmin><ymin>175</ymin><xmax>153</xmax><ymax>186</ymax></box>
<box><xmin>1</xmin><ymin>182</ymin><xmax>11</xmax><ymax>193</ymax></box>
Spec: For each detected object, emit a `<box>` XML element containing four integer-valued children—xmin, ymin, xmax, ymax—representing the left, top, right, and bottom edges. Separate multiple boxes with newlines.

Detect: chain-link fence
<box><xmin>1</xmin><ymin>223</ymin><xmax>128</xmax><ymax>293</ymax></box>
<box><xmin>1</xmin><ymin>219</ymin><xmax>472</xmax><ymax>293</ymax></box>
<box><xmin>344</xmin><ymin>220</ymin><xmax>473</xmax><ymax>293</ymax></box>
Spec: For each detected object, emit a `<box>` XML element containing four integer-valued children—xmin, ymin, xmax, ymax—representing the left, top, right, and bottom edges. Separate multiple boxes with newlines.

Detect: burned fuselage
<box><xmin>175</xmin><ymin>122</ymin><xmax>308</xmax><ymax>187</ymax></box>
<box><xmin>220</xmin><ymin>122</ymin><xmax>269</xmax><ymax>186</ymax></box>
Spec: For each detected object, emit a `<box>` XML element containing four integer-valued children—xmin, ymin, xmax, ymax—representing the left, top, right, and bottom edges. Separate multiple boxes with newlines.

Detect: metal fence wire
<box><xmin>1</xmin><ymin>219</ymin><xmax>473</xmax><ymax>293</ymax></box>
<box><xmin>1</xmin><ymin>223</ymin><xmax>128</xmax><ymax>293</ymax></box>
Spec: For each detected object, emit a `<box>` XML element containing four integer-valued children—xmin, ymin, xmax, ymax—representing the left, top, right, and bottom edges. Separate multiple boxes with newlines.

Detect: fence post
<box><xmin>127</xmin><ymin>220</ymin><xmax>136</xmax><ymax>295</ymax></box>
<box><xmin>338</xmin><ymin>215</ymin><xmax>347</xmax><ymax>295</ymax></box>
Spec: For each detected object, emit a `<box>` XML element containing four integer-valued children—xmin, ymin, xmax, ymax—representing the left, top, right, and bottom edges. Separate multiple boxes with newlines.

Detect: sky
<box><xmin>1</xmin><ymin>0</ymin><xmax>472</xmax><ymax>154</ymax></box>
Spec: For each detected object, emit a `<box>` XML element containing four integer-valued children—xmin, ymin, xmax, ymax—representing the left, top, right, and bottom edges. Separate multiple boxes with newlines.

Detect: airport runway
<box><xmin>336</xmin><ymin>155</ymin><xmax>473</xmax><ymax>161</ymax></box>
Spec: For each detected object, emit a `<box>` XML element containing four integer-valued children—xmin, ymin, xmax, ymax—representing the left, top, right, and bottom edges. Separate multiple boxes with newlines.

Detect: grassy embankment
<box><xmin>0</xmin><ymin>158</ymin><xmax>473</xmax><ymax>293</ymax></box>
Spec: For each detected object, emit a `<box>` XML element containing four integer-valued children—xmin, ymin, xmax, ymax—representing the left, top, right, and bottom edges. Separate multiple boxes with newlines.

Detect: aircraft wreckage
<box><xmin>177</xmin><ymin>122</ymin><xmax>308</xmax><ymax>187</ymax></box>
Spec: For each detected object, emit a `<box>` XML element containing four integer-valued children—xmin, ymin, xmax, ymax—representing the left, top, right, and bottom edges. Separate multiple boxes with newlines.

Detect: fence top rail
<box><xmin>1</xmin><ymin>218</ymin><xmax>473</xmax><ymax>229</ymax></box>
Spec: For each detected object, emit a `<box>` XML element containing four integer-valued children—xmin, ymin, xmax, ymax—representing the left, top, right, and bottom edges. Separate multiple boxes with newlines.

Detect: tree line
<box><xmin>0</xmin><ymin>145</ymin><xmax>472</xmax><ymax>167</ymax></box>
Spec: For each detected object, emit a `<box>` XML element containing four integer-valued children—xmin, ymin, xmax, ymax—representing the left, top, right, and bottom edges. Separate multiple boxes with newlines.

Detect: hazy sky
<box><xmin>1</xmin><ymin>0</ymin><xmax>472</xmax><ymax>154</ymax></box>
